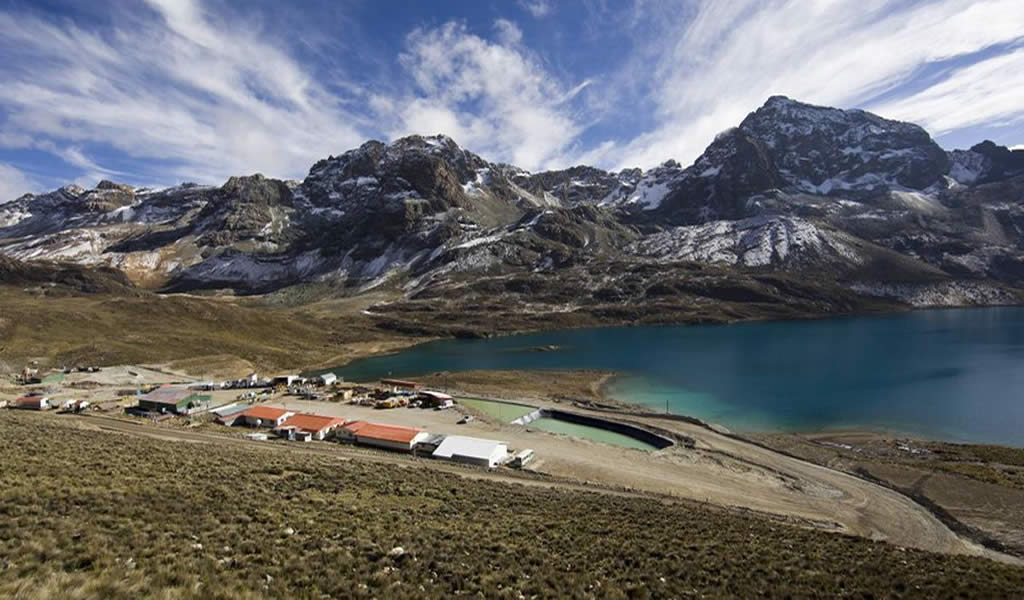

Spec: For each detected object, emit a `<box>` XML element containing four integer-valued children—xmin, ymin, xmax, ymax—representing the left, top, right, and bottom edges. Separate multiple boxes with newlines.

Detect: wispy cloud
<box><xmin>874</xmin><ymin>47</ymin><xmax>1024</xmax><ymax>137</ymax></box>
<box><xmin>1</xmin><ymin>0</ymin><xmax>1023</xmax><ymax>188</ymax></box>
<box><xmin>0</xmin><ymin>0</ymin><xmax>368</xmax><ymax>186</ymax></box>
<box><xmin>0</xmin><ymin>163</ymin><xmax>38</xmax><ymax>203</ymax></box>
<box><xmin>517</xmin><ymin>0</ymin><xmax>553</xmax><ymax>18</ymax></box>
<box><xmin>583</xmin><ymin>0</ymin><xmax>1024</xmax><ymax>169</ymax></box>
<box><xmin>384</xmin><ymin>20</ymin><xmax>589</xmax><ymax>171</ymax></box>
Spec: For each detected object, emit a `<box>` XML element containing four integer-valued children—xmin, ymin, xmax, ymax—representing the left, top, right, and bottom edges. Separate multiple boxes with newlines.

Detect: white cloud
<box><xmin>2</xmin><ymin>0</ymin><xmax>1024</xmax><ymax>186</ymax></box>
<box><xmin>601</xmin><ymin>0</ymin><xmax>1024</xmax><ymax>169</ymax></box>
<box><xmin>386</xmin><ymin>22</ymin><xmax>588</xmax><ymax>171</ymax></box>
<box><xmin>0</xmin><ymin>163</ymin><xmax>37</xmax><ymax>203</ymax></box>
<box><xmin>1011</xmin><ymin>145</ymin><xmax>1024</xmax><ymax>151</ymax></box>
<box><xmin>0</xmin><ymin>0</ymin><xmax>369</xmax><ymax>185</ymax></box>
<box><xmin>517</xmin><ymin>0</ymin><xmax>552</xmax><ymax>18</ymax></box>
<box><xmin>493</xmin><ymin>18</ymin><xmax>523</xmax><ymax>46</ymax></box>
<box><xmin>871</xmin><ymin>48</ymin><xmax>1024</xmax><ymax>137</ymax></box>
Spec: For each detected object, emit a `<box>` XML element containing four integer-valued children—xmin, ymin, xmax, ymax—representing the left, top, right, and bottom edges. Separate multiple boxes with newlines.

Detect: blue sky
<box><xmin>1</xmin><ymin>0</ymin><xmax>1023</xmax><ymax>201</ymax></box>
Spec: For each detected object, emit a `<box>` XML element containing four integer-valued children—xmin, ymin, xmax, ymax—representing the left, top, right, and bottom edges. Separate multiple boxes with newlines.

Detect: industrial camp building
<box><xmin>351</xmin><ymin>422</ymin><xmax>429</xmax><ymax>452</ymax></box>
<box><xmin>242</xmin><ymin>406</ymin><xmax>295</xmax><ymax>428</ymax></box>
<box><xmin>137</xmin><ymin>387</ymin><xmax>208</xmax><ymax>414</ymax></box>
<box><xmin>13</xmin><ymin>394</ymin><xmax>50</xmax><ymax>410</ymax></box>
<box><xmin>211</xmin><ymin>403</ymin><xmax>250</xmax><ymax>426</ymax></box>
<box><xmin>277</xmin><ymin>413</ymin><xmax>346</xmax><ymax>440</ymax></box>
<box><xmin>431</xmin><ymin>435</ymin><xmax>509</xmax><ymax>468</ymax></box>
<box><xmin>380</xmin><ymin>378</ymin><xmax>421</xmax><ymax>393</ymax></box>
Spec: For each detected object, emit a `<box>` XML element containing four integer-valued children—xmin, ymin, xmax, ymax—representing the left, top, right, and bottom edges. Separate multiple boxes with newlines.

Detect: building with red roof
<box><xmin>353</xmin><ymin>422</ymin><xmax>430</xmax><ymax>452</ymax></box>
<box><xmin>242</xmin><ymin>406</ymin><xmax>294</xmax><ymax>428</ymax></box>
<box><xmin>277</xmin><ymin>413</ymin><xmax>346</xmax><ymax>440</ymax></box>
<box><xmin>13</xmin><ymin>394</ymin><xmax>50</xmax><ymax>410</ymax></box>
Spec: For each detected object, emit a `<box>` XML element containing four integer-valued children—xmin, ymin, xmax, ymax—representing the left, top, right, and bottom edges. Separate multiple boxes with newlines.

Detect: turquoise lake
<box><xmin>333</xmin><ymin>307</ymin><xmax>1024</xmax><ymax>446</ymax></box>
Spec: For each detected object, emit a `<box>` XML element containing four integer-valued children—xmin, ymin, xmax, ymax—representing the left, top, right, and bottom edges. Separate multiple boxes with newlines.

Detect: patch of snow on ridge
<box><xmin>628</xmin><ymin>216</ymin><xmax>863</xmax><ymax>268</ymax></box>
<box><xmin>0</xmin><ymin>205</ymin><xmax>31</xmax><ymax>228</ymax></box>
<box><xmin>455</xmin><ymin>231</ymin><xmax>507</xmax><ymax>250</ymax></box>
<box><xmin>849</xmin><ymin>281</ymin><xmax>1017</xmax><ymax>307</ymax></box>
<box><xmin>626</xmin><ymin>178</ymin><xmax>673</xmax><ymax>211</ymax></box>
<box><xmin>888</xmin><ymin>190</ymin><xmax>945</xmax><ymax>215</ymax></box>
<box><xmin>948</xmin><ymin>150</ymin><xmax>986</xmax><ymax>184</ymax></box>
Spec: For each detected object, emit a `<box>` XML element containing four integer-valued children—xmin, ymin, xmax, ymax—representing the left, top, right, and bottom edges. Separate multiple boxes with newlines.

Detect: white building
<box><xmin>317</xmin><ymin>372</ymin><xmax>338</xmax><ymax>386</ymax></box>
<box><xmin>432</xmin><ymin>435</ymin><xmax>509</xmax><ymax>468</ymax></box>
<box><xmin>271</xmin><ymin>375</ymin><xmax>301</xmax><ymax>387</ymax></box>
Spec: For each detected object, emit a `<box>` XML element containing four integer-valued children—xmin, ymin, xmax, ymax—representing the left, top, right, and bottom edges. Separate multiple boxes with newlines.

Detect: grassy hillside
<box><xmin>0</xmin><ymin>288</ymin><xmax>416</xmax><ymax>375</ymax></box>
<box><xmin>1</xmin><ymin>412</ymin><xmax>1022</xmax><ymax>599</ymax></box>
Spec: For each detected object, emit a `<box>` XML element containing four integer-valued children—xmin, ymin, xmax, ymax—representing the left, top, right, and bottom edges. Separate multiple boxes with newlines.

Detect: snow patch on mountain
<box><xmin>849</xmin><ymin>280</ymin><xmax>1017</xmax><ymax>307</ymax></box>
<box><xmin>625</xmin><ymin>178</ymin><xmax>673</xmax><ymax>210</ymax></box>
<box><xmin>948</xmin><ymin>150</ymin><xmax>987</xmax><ymax>184</ymax></box>
<box><xmin>629</xmin><ymin>216</ymin><xmax>863</xmax><ymax>268</ymax></box>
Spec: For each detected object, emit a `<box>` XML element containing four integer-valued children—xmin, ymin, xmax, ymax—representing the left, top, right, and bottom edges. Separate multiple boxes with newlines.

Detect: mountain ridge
<box><xmin>2</xmin><ymin>96</ymin><xmax>1023</xmax><ymax>328</ymax></box>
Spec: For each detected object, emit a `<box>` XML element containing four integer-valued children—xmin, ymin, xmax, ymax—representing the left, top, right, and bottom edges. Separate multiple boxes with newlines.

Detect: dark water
<box><xmin>332</xmin><ymin>308</ymin><xmax>1024</xmax><ymax>446</ymax></box>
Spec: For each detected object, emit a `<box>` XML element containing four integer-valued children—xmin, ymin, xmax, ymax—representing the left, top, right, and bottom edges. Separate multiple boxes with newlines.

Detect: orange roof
<box><xmin>280</xmin><ymin>413</ymin><xmax>346</xmax><ymax>433</ymax></box>
<box><xmin>243</xmin><ymin>406</ymin><xmax>292</xmax><ymax>420</ymax></box>
<box><xmin>354</xmin><ymin>422</ymin><xmax>424</xmax><ymax>444</ymax></box>
<box><xmin>342</xmin><ymin>420</ymin><xmax>369</xmax><ymax>433</ymax></box>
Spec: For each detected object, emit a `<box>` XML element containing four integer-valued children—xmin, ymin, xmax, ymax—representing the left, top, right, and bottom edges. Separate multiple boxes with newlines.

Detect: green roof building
<box><xmin>137</xmin><ymin>387</ymin><xmax>209</xmax><ymax>414</ymax></box>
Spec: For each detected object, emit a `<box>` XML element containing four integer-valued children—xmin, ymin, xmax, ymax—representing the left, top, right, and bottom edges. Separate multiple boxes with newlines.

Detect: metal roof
<box><xmin>211</xmin><ymin>403</ymin><xmax>248</xmax><ymax>416</ymax></box>
<box><xmin>139</xmin><ymin>387</ymin><xmax>193</xmax><ymax>405</ymax></box>
<box><xmin>431</xmin><ymin>435</ymin><xmax>507</xmax><ymax>460</ymax></box>
<box><xmin>418</xmin><ymin>390</ymin><xmax>453</xmax><ymax>400</ymax></box>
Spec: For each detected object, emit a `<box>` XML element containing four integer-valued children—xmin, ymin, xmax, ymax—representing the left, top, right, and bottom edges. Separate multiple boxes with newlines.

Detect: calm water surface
<box><xmin>457</xmin><ymin>398</ymin><xmax>656</xmax><ymax>449</ymax></box>
<box><xmin>333</xmin><ymin>308</ymin><xmax>1024</xmax><ymax>446</ymax></box>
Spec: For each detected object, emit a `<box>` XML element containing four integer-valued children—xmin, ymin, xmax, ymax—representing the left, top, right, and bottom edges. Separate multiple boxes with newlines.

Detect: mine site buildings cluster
<box><xmin>6</xmin><ymin>369</ymin><xmax>533</xmax><ymax>470</ymax></box>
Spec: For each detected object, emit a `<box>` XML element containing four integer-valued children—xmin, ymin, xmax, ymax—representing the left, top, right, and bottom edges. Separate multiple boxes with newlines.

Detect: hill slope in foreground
<box><xmin>1</xmin><ymin>413</ymin><xmax>1022</xmax><ymax>599</ymax></box>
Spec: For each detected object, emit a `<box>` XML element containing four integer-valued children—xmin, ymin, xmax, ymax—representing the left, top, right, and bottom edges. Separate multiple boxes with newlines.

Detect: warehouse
<box><xmin>416</xmin><ymin>390</ymin><xmax>454</xmax><ymax>409</ymax></box>
<box><xmin>431</xmin><ymin>435</ymin><xmax>508</xmax><ymax>468</ymax></box>
<box><xmin>277</xmin><ymin>413</ymin><xmax>346</xmax><ymax>440</ymax></box>
<box><xmin>242</xmin><ymin>406</ymin><xmax>294</xmax><ymax>428</ymax></box>
<box><xmin>212</xmin><ymin>403</ymin><xmax>250</xmax><ymax>426</ymax></box>
<box><xmin>353</xmin><ymin>422</ymin><xmax>430</xmax><ymax>452</ymax></box>
<box><xmin>137</xmin><ymin>387</ymin><xmax>207</xmax><ymax>415</ymax></box>
<box><xmin>13</xmin><ymin>394</ymin><xmax>50</xmax><ymax>411</ymax></box>
<box><xmin>317</xmin><ymin>372</ymin><xmax>338</xmax><ymax>386</ymax></box>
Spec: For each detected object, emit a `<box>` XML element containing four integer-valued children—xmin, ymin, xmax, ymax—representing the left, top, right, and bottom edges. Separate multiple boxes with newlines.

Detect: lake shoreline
<box><xmin>330</xmin><ymin>306</ymin><xmax>1024</xmax><ymax>448</ymax></box>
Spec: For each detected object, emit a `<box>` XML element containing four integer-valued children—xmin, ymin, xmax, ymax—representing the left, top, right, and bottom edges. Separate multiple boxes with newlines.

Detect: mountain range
<box><xmin>3</xmin><ymin>96</ymin><xmax>1023</xmax><ymax>335</ymax></box>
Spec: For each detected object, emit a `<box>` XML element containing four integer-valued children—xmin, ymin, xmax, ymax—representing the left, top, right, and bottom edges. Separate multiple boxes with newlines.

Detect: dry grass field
<box><xmin>1</xmin><ymin>412</ymin><xmax>1023</xmax><ymax>599</ymax></box>
<box><xmin>0</xmin><ymin>288</ymin><xmax>420</xmax><ymax>375</ymax></box>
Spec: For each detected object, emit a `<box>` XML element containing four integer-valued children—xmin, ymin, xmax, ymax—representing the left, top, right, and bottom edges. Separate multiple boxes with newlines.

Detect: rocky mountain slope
<box><xmin>2</xmin><ymin>96</ymin><xmax>1022</xmax><ymax>329</ymax></box>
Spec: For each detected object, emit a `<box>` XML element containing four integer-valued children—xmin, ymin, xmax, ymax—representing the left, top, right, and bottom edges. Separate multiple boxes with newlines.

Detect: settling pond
<box><xmin>458</xmin><ymin>398</ymin><xmax>660</xmax><ymax>450</ymax></box>
<box><xmin>332</xmin><ymin>307</ymin><xmax>1024</xmax><ymax>446</ymax></box>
